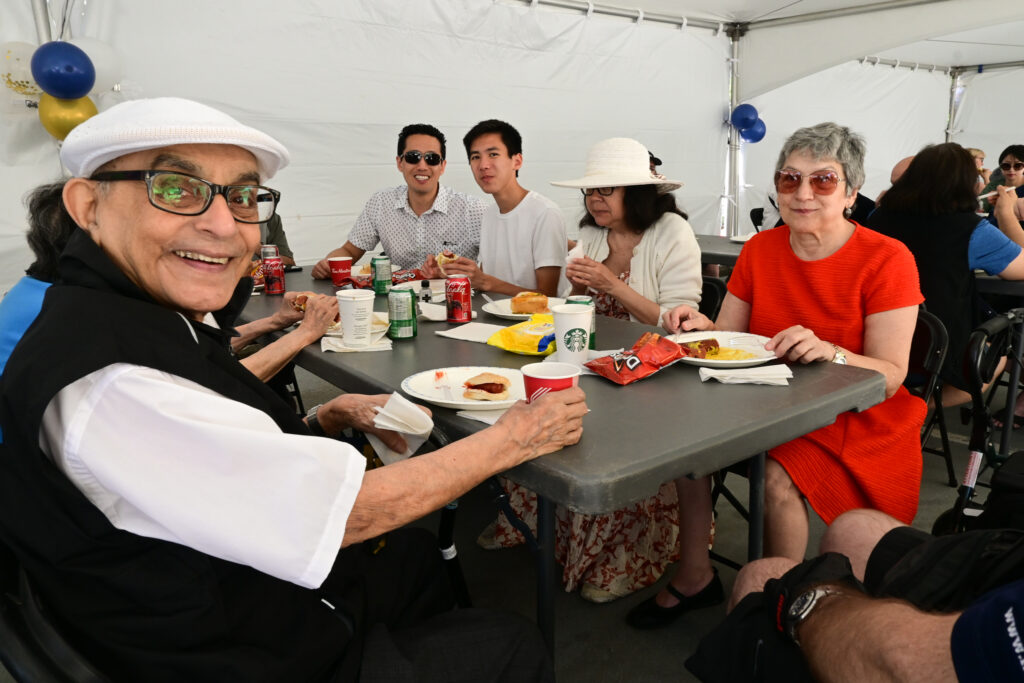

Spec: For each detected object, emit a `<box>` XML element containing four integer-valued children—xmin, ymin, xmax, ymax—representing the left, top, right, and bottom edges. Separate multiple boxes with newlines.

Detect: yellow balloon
<box><xmin>38</xmin><ymin>93</ymin><xmax>97</xmax><ymax>141</ymax></box>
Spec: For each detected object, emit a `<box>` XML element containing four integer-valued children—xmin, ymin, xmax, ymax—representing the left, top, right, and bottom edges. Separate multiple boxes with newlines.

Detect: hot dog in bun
<box><xmin>463</xmin><ymin>372</ymin><xmax>511</xmax><ymax>401</ymax></box>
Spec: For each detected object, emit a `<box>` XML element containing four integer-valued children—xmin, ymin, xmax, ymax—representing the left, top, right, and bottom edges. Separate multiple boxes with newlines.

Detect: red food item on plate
<box><xmin>584</xmin><ymin>332</ymin><xmax>684</xmax><ymax>385</ymax></box>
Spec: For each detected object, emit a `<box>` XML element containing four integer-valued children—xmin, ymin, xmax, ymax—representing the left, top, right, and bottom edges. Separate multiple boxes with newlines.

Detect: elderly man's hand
<box><xmin>269</xmin><ymin>292</ymin><xmax>305</xmax><ymax>329</ymax></box>
<box><xmin>493</xmin><ymin>387</ymin><xmax>586</xmax><ymax>463</ymax></box>
<box><xmin>317</xmin><ymin>394</ymin><xmax>431</xmax><ymax>453</ymax></box>
<box><xmin>295</xmin><ymin>293</ymin><xmax>339</xmax><ymax>343</ymax></box>
<box><xmin>662</xmin><ymin>305</ymin><xmax>712</xmax><ymax>334</ymax></box>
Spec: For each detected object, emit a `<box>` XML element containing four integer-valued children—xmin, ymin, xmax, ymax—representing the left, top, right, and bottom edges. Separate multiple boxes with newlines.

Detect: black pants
<box><xmin>324</xmin><ymin>528</ymin><xmax>553</xmax><ymax>683</ymax></box>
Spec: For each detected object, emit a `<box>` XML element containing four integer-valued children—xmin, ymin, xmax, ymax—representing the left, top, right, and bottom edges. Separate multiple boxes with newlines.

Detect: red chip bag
<box><xmin>584</xmin><ymin>332</ymin><xmax>684</xmax><ymax>385</ymax></box>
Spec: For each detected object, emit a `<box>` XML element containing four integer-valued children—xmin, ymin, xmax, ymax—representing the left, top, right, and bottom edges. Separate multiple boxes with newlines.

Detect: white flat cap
<box><xmin>60</xmin><ymin>97</ymin><xmax>290</xmax><ymax>180</ymax></box>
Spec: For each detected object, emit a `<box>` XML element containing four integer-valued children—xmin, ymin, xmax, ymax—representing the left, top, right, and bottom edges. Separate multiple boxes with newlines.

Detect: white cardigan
<box><xmin>578</xmin><ymin>212</ymin><xmax>702</xmax><ymax>322</ymax></box>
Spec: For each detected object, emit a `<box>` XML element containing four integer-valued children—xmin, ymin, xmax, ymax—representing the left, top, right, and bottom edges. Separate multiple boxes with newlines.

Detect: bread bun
<box><xmin>510</xmin><ymin>292</ymin><xmax>549</xmax><ymax>314</ymax></box>
<box><xmin>436</xmin><ymin>250</ymin><xmax>458</xmax><ymax>275</ymax></box>
<box><xmin>463</xmin><ymin>372</ymin><xmax>511</xmax><ymax>401</ymax></box>
<box><xmin>291</xmin><ymin>292</ymin><xmax>316</xmax><ymax>312</ymax></box>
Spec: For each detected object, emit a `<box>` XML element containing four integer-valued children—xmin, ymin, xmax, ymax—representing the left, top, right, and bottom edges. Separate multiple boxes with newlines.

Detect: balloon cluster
<box><xmin>1</xmin><ymin>39</ymin><xmax>121</xmax><ymax>140</ymax></box>
<box><xmin>729</xmin><ymin>104</ymin><xmax>766</xmax><ymax>144</ymax></box>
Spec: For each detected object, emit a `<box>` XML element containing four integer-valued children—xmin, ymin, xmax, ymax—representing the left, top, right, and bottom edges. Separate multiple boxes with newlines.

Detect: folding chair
<box><xmin>905</xmin><ymin>308</ymin><xmax>956</xmax><ymax>486</ymax></box>
<box><xmin>699</xmin><ymin>276</ymin><xmax>727</xmax><ymax>320</ymax></box>
<box><xmin>0</xmin><ymin>541</ymin><xmax>111</xmax><ymax>683</ymax></box>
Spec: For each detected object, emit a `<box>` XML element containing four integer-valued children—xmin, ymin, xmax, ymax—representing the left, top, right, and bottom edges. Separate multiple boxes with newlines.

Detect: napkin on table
<box><xmin>418</xmin><ymin>302</ymin><xmax>477</xmax><ymax>321</ymax></box>
<box><xmin>434</xmin><ymin>322</ymin><xmax>506</xmax><ymax>344</ymax></box>
<box><xmin>543</xmin><ymin>348</ymin><xmax>624</xmax><ymax>375</ymax></box>
<box><xmin>321</xmin><ymin>337</ymin><xmax>392</xmax><ymax>353</ymax></box>
<box><xmin>566</xmin><ymin>242</ymin><xmax>584</xmax><ymax>264</ymax></box>
<box><xmin>366</xmin><ymin>392</ymin><xmax>434</xmax><ymax>465</ymax></box>
<box><xmin>698</xmin><ymin>365</ymin><xmax>793</xmax><ymax>386</ymax></box>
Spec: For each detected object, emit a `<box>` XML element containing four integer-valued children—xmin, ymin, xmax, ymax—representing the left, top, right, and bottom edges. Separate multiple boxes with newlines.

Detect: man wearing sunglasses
<box><xmin>423</xmin><ymin>119</ymin><xmax>566</xmax><ymax>297</ymax></box>
<box><xmin>312</xmin><ymin>123</ymin><xmax>485</xmax><ymax>278</ymax></box>
<box><xmin>987</xmin><ymin>144</ymin><xmax>1024</xmax><ymax>231</ymax></box>
<box><xmin>0</xmin><ymin>98</ymin><xmax>584</xmax><ymax>682</ymax></box>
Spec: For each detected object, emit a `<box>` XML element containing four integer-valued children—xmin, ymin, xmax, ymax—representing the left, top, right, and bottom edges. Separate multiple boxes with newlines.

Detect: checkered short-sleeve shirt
<box><xmin>347</xmin><ymin>185</ymin><xmax>484</xmax><ymax>270</ymax></box>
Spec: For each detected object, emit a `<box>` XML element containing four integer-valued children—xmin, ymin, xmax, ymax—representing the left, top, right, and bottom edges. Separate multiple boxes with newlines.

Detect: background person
<box><xmin>424</xmin><ymin>119</ymin><xmax>567</xmax><ymax>296</ymax></box>
<box><xmin>312</xmin><ymin>123</ymin><xmax>484</xmax><ymax>277</ymax></box>
<box><xmin>983</xmin><ymin>144</ymin><xmax>1024</xmax><ymax>227</ymax></box>
<box><xmin>259</xmin><ymin>213</ymin><xmax>295</xmax><ymax>266</ymax></box>
<box><xmin>638</xmin><ymin>122</ymin><xmax>925</xmax><ymax>630</ymax></box>
<box><xmin>0</xmin><ymin>98</ymin><xmax>585</xmax><ymax>682</ymax></box>
<box><xmin>556</xmin><ymin>137</ymin><xmax>701</xmax><ymax>326</ymax></box>
<box><xmin>867</xmin><ymin>143</ymin><xmax>1024</xmax><ymax>409</ymax></box>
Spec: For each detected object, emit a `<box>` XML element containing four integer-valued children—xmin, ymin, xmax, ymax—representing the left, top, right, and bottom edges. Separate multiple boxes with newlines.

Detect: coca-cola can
<box><xmin>264</xmin><ymin>256</ymin><xmax>286</xmax><ymax>295</ymax></box>
<box><xmin>445</xmin><ymin>274</ymin><xmax>472</xmax><ymax>324</ymax></box>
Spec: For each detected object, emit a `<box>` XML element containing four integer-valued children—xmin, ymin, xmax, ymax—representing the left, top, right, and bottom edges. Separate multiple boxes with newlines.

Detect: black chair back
<box><xmin>906</xmin><ymin>308</ymin><xmax>948</xmax><ymax>405</ymax></box>
<box><xmin>699</xmin><ymin>276</ymin><xmax>727</xmax><ymax>320</ymax></box>
<box><xmin>749</xmin><ymin>207</ymin><xmax>764</xmax><ymax>232</ymax></box>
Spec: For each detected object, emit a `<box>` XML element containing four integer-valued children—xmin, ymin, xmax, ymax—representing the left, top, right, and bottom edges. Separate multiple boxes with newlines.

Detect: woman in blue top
<box><xmin>867</xmin><ymin>143</ymin><xmax>1024</xmax><ymax>409</ymax></box>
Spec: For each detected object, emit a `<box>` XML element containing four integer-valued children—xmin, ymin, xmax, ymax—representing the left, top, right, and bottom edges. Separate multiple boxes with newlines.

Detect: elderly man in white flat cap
<box><xmin>0</xmin><ymin>97</ymin><xmax>585</xmax><ymax>682</ymax></box>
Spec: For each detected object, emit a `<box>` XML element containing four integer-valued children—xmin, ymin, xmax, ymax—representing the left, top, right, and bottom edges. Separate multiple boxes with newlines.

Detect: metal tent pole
<box><xmin>31</xmin><ymin>0</ymin><xmax>51</xmax><ymax>44</ymax></box>
<box><xmin>726</xmin><ymin>31</ymin><xmax>741</xmax><ymax>237</ymax></box>
<box><xmin>946</xmin><ymin>68</ymin><xmax>962</xmax><ymax>143</ymax></box>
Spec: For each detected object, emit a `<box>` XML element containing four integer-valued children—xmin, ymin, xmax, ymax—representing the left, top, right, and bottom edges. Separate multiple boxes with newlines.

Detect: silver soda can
<box><xmin>566</xmin><ymin>294</ymin><xmax>596</xmax><ymax>349</ymax></box>
<box><xmin>387</xmin><ymin>288</ymin><xmax>418</xmax><ymax>339</ymax></box>
<box><xmin>371</xmin><ymin>255</ymin><xmax>392</xmax><ymax>295</ymax></box>
<box><xmin>260</xmin><ymin>244</ymin><xmax>279</xmax><ymax>260</ymax></box>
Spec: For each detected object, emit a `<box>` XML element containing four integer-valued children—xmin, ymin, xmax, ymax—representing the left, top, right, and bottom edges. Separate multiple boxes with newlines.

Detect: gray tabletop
<box><xmin>695</xmin><ymin>234</ymin><xmax>744</xmax><ymax>266</ymax></box>
<box><xmin>241</xmin><ymin>272</ymin><xmax>886</xmax><ymax>514</ymax></box>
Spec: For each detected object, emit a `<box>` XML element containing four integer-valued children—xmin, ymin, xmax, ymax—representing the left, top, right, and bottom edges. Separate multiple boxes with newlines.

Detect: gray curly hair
<box><xmin>774</xmin><ymin>122</ymin><xmax>866</xmax><ymax>197</ymax></box>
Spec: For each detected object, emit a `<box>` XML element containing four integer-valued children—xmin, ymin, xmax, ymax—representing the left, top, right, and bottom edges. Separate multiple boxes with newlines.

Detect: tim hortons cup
<box><xmin>336</xmin><ymin>289</ymin><xmax>376</xmax><ymax>346</ymax></box>
<box><xmin>551</xmin><ymin>303</ymin><xmax>593</xmax><ymax>366</ymax></box>
<box><xmin>520</xmin><ymin>362</ymin><xmax>581</xmax><ymax>404</ymax></box>
<box><xmin>328</xmin><ymin>256</ymin><xmax>353</xmax><ymax>286</ymax></box>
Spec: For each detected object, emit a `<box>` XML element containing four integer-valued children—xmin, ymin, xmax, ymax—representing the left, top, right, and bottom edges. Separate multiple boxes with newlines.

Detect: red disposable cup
<box><xmin>328</xmin><ymin>257</ymin><xmax>353</xmax><ymax>286</ymax></box>
<box><xmin>520</xmin><ymin>362</ymin><xmax>581</xmax><ymax>404</ymax></box>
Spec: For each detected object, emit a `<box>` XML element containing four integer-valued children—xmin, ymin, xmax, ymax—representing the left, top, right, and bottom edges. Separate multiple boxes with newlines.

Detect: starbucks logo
<box><xmin>563</xmin><ymin>328</ymin><xmax>588</xmax><ymax>352</ymax></box>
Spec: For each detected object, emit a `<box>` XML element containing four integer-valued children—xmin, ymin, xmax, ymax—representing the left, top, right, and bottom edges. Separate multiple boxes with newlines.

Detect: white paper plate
<box><xmin>729</xmin><ymin>233</ymin><xmax>756</xmax><ymax>243</ymax></box>
<box><xmin>667</xmin><ymin>331</ymin><xmax>777</xmax><ymax>368</ymax></box>
<box><xmin>401</xmin><ymin>366</ymin><xmax>525</xmax><ymax>410</ymax></box>
<box><xmin>481</xmin><ymin>297</ymin><xmax>566</xmax><ymax>321</ymax></box>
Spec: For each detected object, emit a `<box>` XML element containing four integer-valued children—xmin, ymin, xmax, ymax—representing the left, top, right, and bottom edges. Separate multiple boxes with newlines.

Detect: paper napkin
<box><xmin>418</xmin><ymin>302</ymin><xmax>477</xmax><ymax>321</ymax></box>
<box><xmin>435</xmin><ymin>322</ymin><xmax>506</xmax><ymax>344</ymax></box>
<box><xmin>321</xmin><ymin>337</ymin><xmax>392</xmax><ymax>353</ymax></box>
<box><xmin>543</xmin><ymin>348</ymin><xmax>624</xmax><ymax>375</ymax></box>
<box><xmin>698</xmin><ymin>365</ymin><xmax>793</xmax><ymax>386</ymax></box>
<box><xmin>366</xmin><ymin>392</ymin><xmax>434</xmax><ymax>465</ymax></box>
<box><xmin>566</xmin><ymin>242</ymin><xmax>584</xmax><ymax>264</ymax></box>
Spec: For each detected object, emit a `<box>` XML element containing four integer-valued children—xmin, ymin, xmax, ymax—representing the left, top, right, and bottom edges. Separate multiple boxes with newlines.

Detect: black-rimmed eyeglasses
<box><xmin>402</xmin><ymin>151</ymin><xmax>443</xmax><ymax>166</ymax></box>
<box><xmin>581</xmin><ymin>187</ymin><xmax>615</xmax><ymax>197</ymax></box>
<box><xmin>90</xmin><ymin>170</ymin><xmax>280</xmax><ymax>224</ymax></box>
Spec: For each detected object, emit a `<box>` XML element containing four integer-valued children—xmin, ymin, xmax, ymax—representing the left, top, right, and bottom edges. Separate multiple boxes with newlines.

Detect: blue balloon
<box><xmin>740</xmin><ymin>118</ymin><xmax>767</xmax><ymax>143</ymax></box>
<box><xmin>729</xmin><ymin>103</ymin><xmax>758</xmax><ymax>130</ymax></box>
<box><xmin>31</xmin><ymin>41</ymin><xmax>95</xmax><ymax>100</ymax></box>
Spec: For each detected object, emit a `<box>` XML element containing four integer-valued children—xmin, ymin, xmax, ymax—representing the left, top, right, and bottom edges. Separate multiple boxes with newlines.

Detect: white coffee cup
<box><xmin>550</xmin><ymin>303</ymin><xmax>593</xmax><ymax>366</ymax></box>
<box><xmin>336</xmin><ymin>290</ymin><xmax>376</xmax><ymax>346</ymax></box>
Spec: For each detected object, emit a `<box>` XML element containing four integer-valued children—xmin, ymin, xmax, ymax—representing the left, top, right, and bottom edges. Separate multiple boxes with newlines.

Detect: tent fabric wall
<box><xmin>955</xmin><ymin>69</ymin><xmax>1024</xmax><ymax>162</ymax></box>
<box><xmin>0</xmin><ymin>0</ymin><xmax>730</xmax><ymax>293</ymax></box>
<box><xmin>738</xmin><ymin>60</ymin><xmax>952</xmax><ymax>229</ymax></box>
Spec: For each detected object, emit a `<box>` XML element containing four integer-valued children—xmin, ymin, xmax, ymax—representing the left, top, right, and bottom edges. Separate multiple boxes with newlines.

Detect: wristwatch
<box><xmin>786</xmin><ymin>586</ymin><xmax>843</xmax><ymax>646</ymax></box>
<box><xmin>830</xmin><ymin>343</ymin><xmax>847</xmax><ymax>365</ymax></box>
<box><xmin>305</xmin><ymin>403</ymin><xmax>326</xmax><ymax>437</ymax></box>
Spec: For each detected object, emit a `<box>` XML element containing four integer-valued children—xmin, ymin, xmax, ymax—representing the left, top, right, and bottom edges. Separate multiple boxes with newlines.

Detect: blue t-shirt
<box><xmin>969</xmin><ymin>219</ymin><xmax>1022</xmax><ymax>275</ymax></box>
<box><xmin>952</xmin><ymin>578</ymin><xmax>1024</xmax><ymax>682</ymax></box>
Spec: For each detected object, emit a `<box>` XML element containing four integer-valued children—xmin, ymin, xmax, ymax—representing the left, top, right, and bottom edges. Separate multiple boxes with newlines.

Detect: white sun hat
<box><xmin>60</xmin><ymin>97</ymin><xmax>290</xmax><ymax>180</ymax></box>
<box><xmin>551</xmin><ymin>137</ymin><xmax>682</xmax><ymax>193</ymax></box>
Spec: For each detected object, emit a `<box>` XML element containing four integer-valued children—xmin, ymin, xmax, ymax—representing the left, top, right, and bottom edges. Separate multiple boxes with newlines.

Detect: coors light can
<box><xmin>445</xmin><ymin>274</ymin><xmax>472</xmax><ymax>324</ymax></box>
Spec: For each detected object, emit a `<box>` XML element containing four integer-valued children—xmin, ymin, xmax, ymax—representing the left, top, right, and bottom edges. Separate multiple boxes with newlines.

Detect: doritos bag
<box><xmin>585</xmin><ymin>332</ymin><xmax>683</xmax><ymax>385</ymax></box>
<box><xmin>486</xmin><ymin>314</ymin><xmax>556</xmax><ymax>356</ymax></box>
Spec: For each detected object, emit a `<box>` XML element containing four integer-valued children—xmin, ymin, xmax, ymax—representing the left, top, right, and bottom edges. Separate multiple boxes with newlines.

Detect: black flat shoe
<box><xmin>625</xmin><ymin>569</ymin><xmax>724</xmax><ymax>630</ymax></box>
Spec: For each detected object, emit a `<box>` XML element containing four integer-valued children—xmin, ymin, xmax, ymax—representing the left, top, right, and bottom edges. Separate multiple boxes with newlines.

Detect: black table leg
<box><xmin>747</xmin><ymin>452</ymin><xmax>765</xmax><ymax>561</ymax></box>
<box><xmin>537</xmin><ymin>495</ymin><xmax>556</xmax><ymax>656</ymax></box>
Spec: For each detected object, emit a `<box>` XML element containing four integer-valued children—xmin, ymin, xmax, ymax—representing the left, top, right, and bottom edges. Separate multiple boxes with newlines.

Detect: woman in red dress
<box><xmin>627</xmin><ymin>122</ymin><xmax>927</xmax><ymax>629</ymax></box>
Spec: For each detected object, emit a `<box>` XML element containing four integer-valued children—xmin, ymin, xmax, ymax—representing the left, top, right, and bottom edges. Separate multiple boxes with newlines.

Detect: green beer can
<box><xmin>371</xmin><ymin>255</ymin><xmax>392</xmax><ymax>295</ymax></box>
<box><xmin>565</xmin><ymin>295</ymin><xmax>596</xmax><ymax>349</ymax></box>
<box><xmin>387</xmin><ymin>288</ymin><xmax>418</xmax><ymax>340</ymax></box>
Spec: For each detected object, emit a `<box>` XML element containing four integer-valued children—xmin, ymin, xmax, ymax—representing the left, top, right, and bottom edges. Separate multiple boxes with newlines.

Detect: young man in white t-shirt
<box><xmin>427</xmin><ymin>119</ymin><xmax>566</xmax><ymax>296</ymax></box>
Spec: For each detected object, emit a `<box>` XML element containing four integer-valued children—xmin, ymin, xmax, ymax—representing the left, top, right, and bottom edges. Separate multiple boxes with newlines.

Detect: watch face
<box><xmin>789</xmin><ymin>590</ymin><xmax>815</xmax><ymax>619</ymax></box>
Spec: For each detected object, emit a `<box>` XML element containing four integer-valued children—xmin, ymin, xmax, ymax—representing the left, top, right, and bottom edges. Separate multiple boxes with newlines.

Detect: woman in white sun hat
<box><xmin>556</xmin><ymin>137</ymin><xmax>701</xmax><ymax>326</ymax></box>
<box><xmin>477</xmin><ymin>138</ymin><xmax>701</xmax><ymax>604</ymax></box>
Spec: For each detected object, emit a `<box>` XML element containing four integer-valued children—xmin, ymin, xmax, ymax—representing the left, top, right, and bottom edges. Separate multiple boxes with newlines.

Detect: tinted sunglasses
<box><xmin>403</xmin><ymin>151</ymin><xmax>443</xmax><ymax>166</ymax></box>
<box><xmin>581</xmin><ymin>187</ymin><xmax>615</xmax><ymax>197</ymax></box>
<box><xmin>1000</xmin><ymin>161</ymin><xmax>1024</xmax><ymax>172</ymax></box>
<box><xmin>774</xmin><ymin>170</ymin><xmax>845</xmax><ymax>195</ymax></box>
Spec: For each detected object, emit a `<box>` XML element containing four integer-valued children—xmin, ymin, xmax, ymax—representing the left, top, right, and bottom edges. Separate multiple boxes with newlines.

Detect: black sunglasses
<box><xmin>1000</xmin><ymin>161</ymin><xmax>1024</xmax><ymax>172</ymax></box>
<box><xmin>581</xmin><ymin>187</ymin><xmax>615</xmax><ymax>197</ymax></box>
<box><xmin>403</xmin><ymin>151</ymin><xmax>443</xmax><ymax>166</ymax></box>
